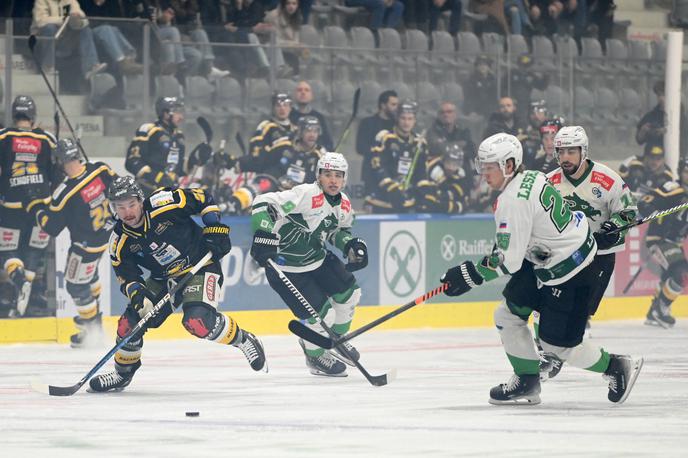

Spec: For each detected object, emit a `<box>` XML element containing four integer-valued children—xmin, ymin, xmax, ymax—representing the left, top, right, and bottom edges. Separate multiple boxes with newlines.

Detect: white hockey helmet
<box><xmin>317</xmin><ymin>152</ymin><xmax>348</xmax><ymax>181</ymax></box>
<box><xmin>554</xmin><ymin>125</ymin><xmax>589</xmax><ymax>164</ymax></box>
<box><xmin>475</xmin><ymin>132</ymin><xmax>523</xmax><ymax>179</ymax></box>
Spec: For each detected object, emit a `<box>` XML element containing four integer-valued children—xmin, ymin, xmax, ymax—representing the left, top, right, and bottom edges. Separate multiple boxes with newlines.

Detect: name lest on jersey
<box><xmin>517</xmin><ymin>171</ymin><xmax>537</xmax><ymax>199</ymax></box>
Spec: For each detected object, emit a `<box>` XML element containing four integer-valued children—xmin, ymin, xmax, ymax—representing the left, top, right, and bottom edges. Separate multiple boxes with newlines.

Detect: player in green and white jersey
<box><xmin>250</xmin><ymin>152</ymin><xmax>368</xmax><ymax>377</ymax></box>
<box><xmin>440</xmin><ymin>132</ymin><xmax>643</xmax><ymax>405</ymax></box>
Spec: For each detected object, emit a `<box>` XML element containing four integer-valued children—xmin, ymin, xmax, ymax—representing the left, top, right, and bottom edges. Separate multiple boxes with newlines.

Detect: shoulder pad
<box><xmin>51</xmin><ymin>182</ymin><xmax>68</xmax><ymax>202</ymax></box>
<box><xmin>42</xmin><ymin>130</ymin><xmax>58</xmax><ymax>144</ymax></box>
<box><xmin>662</xmin><ymin>181</ymin><xmax>680</xmax><ymax>192</ymax></box>
<box><xmin>375</xmin><ymin>129</ymin><xmax>391</xmax><ymax>142</ymax></box>
<box><xmin>135</xmin><ymin>122</ymin><xmax>156</xmax><ymax>135</ymax></box>
<box><xmin>148</xmin><ymin>189</ymin><xmax>177</xmax><ymax>208</ymax></box>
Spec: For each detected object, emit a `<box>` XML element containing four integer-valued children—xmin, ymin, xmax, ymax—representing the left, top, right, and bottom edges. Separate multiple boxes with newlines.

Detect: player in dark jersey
<box><xmin>88</xmin><ymin>177</ymin><xmax>267</xmax><ymax>392</ymax></box>
<box><xmin>31</xmin><ymin>138</ymin><xmax>117</xmax><ymax>346</ymax></box>
<box><xmin>0</xmin><ymin>95</ymin><xmax>56</xmax><ymax>317</ymax></box>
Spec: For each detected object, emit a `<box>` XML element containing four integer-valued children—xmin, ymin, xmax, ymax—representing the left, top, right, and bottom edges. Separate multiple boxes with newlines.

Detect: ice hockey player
<box><xmin>638</xmin><ymin>160</ymin><xmax>688</xmax><ymax>328</ymax></box>
<box><xmin>30</xmin><ymin>138</ymin><xmax>117</xmax><ymax>347</ymax></box>
<box><xmin>413</xmin><ymin>142</ymin><xmax>470</xmax><ymax>214</ymax></box>
<box><xmin>125</xmin><ymin>97</ymin><xmax>211</xmax><ymax>195</ymax></box>
<box><xmin>250</xmin><ymin>152</ymin><xmax>368</xmax><ymax>377</ymax></box>
<box><xmin>365</xmin><ymin>100</ymin><xmax>428</xmax><ymax>213</ymax></box>
<box><xmin>0</xmin><ymin>95</ymin><xmax>55</xmax><ymax>317</ymax></box>
<box><xmin>89</xmin><ymin>177</ymin><xmax>266</xmax><ymax>392</ymax></box>
<box><xmin>538</xmin><ymin>126</ymin><xmax>637</xmax><ymax>379</ymax></box>
<box><xmin>529</xmin><ymin>118</ymin><xmax>563</xmax><ymax>174</ymax></box>
<box><xmin>240</xmin><ymin>91</ymin><xmax>296</xmax><ymax>178</ymax></box>
<box><xmin>439</xmin><ymin>133</ymin><xmax>643</xmax><ymax>405</ymax></box>
<box><xmin>276</xmin><ymin>115</ymin><xmax>326</xmax><ymax>190</ymax></box>
<box><xmin>618</xmin><ymin>142</ymin><xmax>674</xmax><ymax>193</ymax></box>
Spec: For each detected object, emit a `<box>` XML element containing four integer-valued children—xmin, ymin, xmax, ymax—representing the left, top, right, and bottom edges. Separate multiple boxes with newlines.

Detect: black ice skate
<box><xmin>603</xmin><ymin>354</ymin><xmax>644</xmax><ymax>404</ymax></box>
<box><xmin>331</xmin><ymin>339</ymin><xmax>360</xmax><ymax>367</ymax></box>
<box><xmin>88</xmin><ymin>361</ymin><xmax>141</xmax><ymax>393</ymax></box>
<box><xmin>539</xmin><ymin>352</ymin><xmax>564</xmax><ymax>382</ymax></box>
<box><xmin>299</xmin><ymin>339</ymin><xmax>347</xmax><ymax>377</ymax></box>
<box><xmin>645</xmin><ymin>300</ymin><xmax>676</xmax><ymax>329</ymax></box>
<box><xmin>70</xmin><ymin>312</ymin><xmax>103</xmax><ymax>348</ymax></box>
<box><xmin>489</xmin><ymin>374</ymin><xmax>541</xmax><ymax>405</ymax></box>
<box><xmin>235</xmin><ymin>331</ymin><xmax>268</xmax><ymax>372</ymax></box>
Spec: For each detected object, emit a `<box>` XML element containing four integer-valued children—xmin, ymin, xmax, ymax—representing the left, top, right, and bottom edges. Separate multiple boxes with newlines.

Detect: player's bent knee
<box><xmin>66</xmin><ymin>282</ymin><xmax>93</xmax><ymax>302</ymax></box>
<box><xmin>182</xmin><ymin>303</ymin><xmax>217</xmax><ymax>338</ymax></box>
<box><xmin>494</xmin><ymin>301</ymin><xmax>526</xmax><ymax>329</ymax></box>
<box><xmin>331</xmin><ymin>286</ymin><xmax>360</xmax><ymax>315</ymax></box>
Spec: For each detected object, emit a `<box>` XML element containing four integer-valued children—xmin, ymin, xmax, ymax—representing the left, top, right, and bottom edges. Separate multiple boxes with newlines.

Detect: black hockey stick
<box><xmin>289</xmin><ymin>284</ymin><xmax>449</xmax><ymax>349</ymax></box>
<box><xmin>197</xmin><ymin>116</ymin><xmax>213</xmax><ymax>143</ymax></box>
<box><xmin>31</xmin><ymin>252</ymin><xmax>212</xmax><ymax>396</ymax></box>
<box><xmin>607</xmin><ymin>202</ymin><xmax>688</xmax><ymax>235</ymax></box>
<box><xmin>235</xmin><ymin>132</ymin><xmax>247</xmax><ymax>156</ymax></box>
<box><xmin>334</xmin><ymin>87</ymin><xmax>360</xmax><ymax>152</ymax></box>
<box><xmin>27</xmin><ymin>35</ymin><xmax>89</xmax><ymax>162</ymax></box>
<box><xmin>267</xmin><ymin>259</ymin><xmax>394</xmax><ymax>387</ymax></box>
<box><xmin>623</xmin><ymin>266</ymin><xmax>643</xmax><ymax>294</ymax></box>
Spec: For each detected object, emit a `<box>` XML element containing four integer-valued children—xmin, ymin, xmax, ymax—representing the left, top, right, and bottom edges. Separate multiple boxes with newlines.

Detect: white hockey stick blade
<box><xmin>30</xmin><ymin>379</ymin><xmax>50</xmax><ymax>395</ymax></box>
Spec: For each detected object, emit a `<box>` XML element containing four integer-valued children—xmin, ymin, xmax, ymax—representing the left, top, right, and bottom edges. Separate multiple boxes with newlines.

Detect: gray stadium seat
<box><xmin>246</xmin><ymin>78</ymin><xmax>272</xmax><ymax>117</ymax></box>
<box><xmin>307</xmin><ymin>79</ymin><xmax>329</xmax><ymax>114</ymax></box>
<box><xmin>441</xmin><ymin>82</ymin><xmax>464</xmax><ymax>109</ymax></box>
<box><xmin>350</xmin><ymin>26</ymin><xmax>377</xmax><ymax>82</ymax></box>
<box><xmin>185</xmin><ymin>76</ymin><xmax>215</xmax><ymax>116</ymax></box>
<box><xmin>155</xmin><ymin>75</ymin><xmax>182</xmax><ymax>99</ymax></box>
<box><xmin>580</xmin><ymin>37</ymin><xmax>606</xmax><ymax>72</ymax></box>
<box><xmin>431</xmin><ymin>31</ymin><xmax>457</xmax><ymax>83</ymax></box>
<box><xmin>390</xmin><ymin>82</ymin><xmax>413</xmax><ymax>101</ymax></box>
<box><xmin>543</xmin><ymin>85</ymin><xmax>568</xmax><ymax>117</ymax></box>
<box><xmin>417</xmin><ymin>81</ymin><xmax>442</xmax><ymax>119</ymax></box>
<box><xmin>404</xmin><ymin>29</ymin><xmax>431</xmax><ymax>82</ymax></box>
<box><xmin>628</xmin><ymin>39</ymin><xmax>651</xmax><ymax>71</ymax></box>
<box><xmin>214</xmin><ymin>77</ymin><xmax>243</xmax><ymax>116</ymax></box>
<box><xmin>554</xmin><ymin>35</ymin><xmax>578</xmax><ymax>65</ymax></box>
<box><xmin>532</xmin><ymin>35</ymin><xmax>556</xmax><ymax>71</ymax></box>
<box><xmin>457</xmin><ymin>31</ymin><xmax>480</xmax><ymax>62</ymax></box>
<box><xmin>594</xmin><ymin>87</ymin><xmax>620</xmax><ymax>122</ymax></box>
<box><xmin>605</xmin><ymin>38</ymin><xmax>629</xmax><ymax>71</ymax></box>
<box><xmin>617</xmin><ymin>87</ymin><xmax>642</xmax><ymax>122</ymax></box>
<box><xmin>482</xmin><ymin>33</ymin><xmax>504</xmax><ymax>59</ymax></box>
<box><xmin>276</xmin><ymin>78</ymin><xmax>298</xmax><ymax>95</ymax></box>
<box><xmin>573</xmin><ymin>85</ymin><xmax>594</xmax><ymax>124</ymax></box>
<box><xmin>377</xmin><ymin>28</ymin><xmax>405</xmax><ymax>81</ymax></box>
<box><xmin>359</xmin><ymin>80</ymin><xmax>382</xmax><ymax>117</ymax></box>
<box><xmin>507</xmin><ymin>34</ymin><xmax>529</xmax><ymax>59</ymax></box>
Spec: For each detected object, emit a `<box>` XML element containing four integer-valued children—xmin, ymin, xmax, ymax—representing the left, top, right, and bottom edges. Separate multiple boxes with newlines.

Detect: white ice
<box><xmin>1</xmin><ymin>321</ymin><xmax>686</xmax><ymax>457</ymax></box>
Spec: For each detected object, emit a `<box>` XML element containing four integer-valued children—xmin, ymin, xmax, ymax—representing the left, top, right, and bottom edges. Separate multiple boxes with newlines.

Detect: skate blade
<box><xmin>309</xmin><ymin>368</ymin><xmax>348</xmax><ymax>378</ymax></box>
<box><xmin>489</xmin><ymin>394</ymin><xmax>541</xmax><ymax>406</ymax></box>
<box><xmin>86</xmin><ymin>386</ymin><xmax>126</xmax><ymax>394</ymax></box>
<box><xmin>614</xmin><ymin>357</ymin><xmax>644</xmax><ymax>405</ymax></box>
<box><xmin>644</xmin><ymin>317</ymin><xmax>672</xmax><ymax>329</ymax></box>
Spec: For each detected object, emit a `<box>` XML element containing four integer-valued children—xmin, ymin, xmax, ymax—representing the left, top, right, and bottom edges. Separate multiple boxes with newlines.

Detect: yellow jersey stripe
<box><xmin>50</xmin><ymin>165</ymin><xmax>111</xmax><ymax>211</ymax></box>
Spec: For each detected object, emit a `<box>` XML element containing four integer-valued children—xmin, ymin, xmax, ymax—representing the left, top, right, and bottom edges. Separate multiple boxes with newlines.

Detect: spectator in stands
<box><xmin>483</xmin><ymin>96</ymin><xmax>527</xmax><ymax>140</ymax></box>
<box><xmin>529</xmin><ymin>0</ymin><xmax>587</xmax><ymax>43</ymax></box>
<box><xmin>356</xmin><ymin>90</ymin><xmax>398</xmax><ymax>194</ymax></box>
<box><xmin>636</xmin><ymin>81</ymin><xmax>667</xmax><ymax>149</ymax></box>
<box><xmin>289</xmin><ymin>81</ymin><xmax>334</xmax><ymax>151</ymax></box>
<box><xmin>504</xmin><ymin>0</ymin><xmax>532</xmax><ymax>35</ymax></box>
<box><xmin>528</xmin><ymin>117</ymin><xmax>563</xmax><ymax>174</ymax></box>
<box><xmin>264</xmin><ymin>0</ymin><xmax>305</xmax><ymax>77</ymax></box>
<box><xmin>502</xmin><ymin>54</ymin><xmax>549</xmax><ymax>121</ymax></box>
<box><xmin>427</xmin><ymin>102</ymin><xmax>476</xmax><ymax>179</ymax></box>
<box><xmin>588</xmin><ymin>0</ymin><xmax>614</xmax><ymax>49</ymax></box>
<box><xmin>80</xmin><ymin>0</ymin><xmax>144</xmax><ymax>75</ymax></box>
<box><xmin>402</xmin><ymin>0</ymin><xmax>429</xmax><ymax>32</ymax></box>
<box><xmin>344</xmin><ymin>0</ymin><xmax>404</xmax><ymax>36</ymax></box>
<box><xmin>32</xmin><ymin>0</ymin><xmax>108</xmax><ymax>80</ymax></box>
<box><xmin>429</xmin><ymin>0</ymin><xmax>462</xmax><ymax>35</ymax></box>
<box><xmin>464</xmin><ymin>55</ymin><xmax>497</xmax><ymax>120</ymax></box>
<box><xmin>522</xmin><ymin>99</ymin><xmax>548</xmax><ymax>160</ymax></box>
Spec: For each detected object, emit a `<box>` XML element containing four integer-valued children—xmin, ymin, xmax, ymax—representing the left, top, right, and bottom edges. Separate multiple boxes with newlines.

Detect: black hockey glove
<box><xmin>128</xmin><ymin>283</ymin><xmax>156</xmax><ymax>317</ymax></box>
<box><xmin>192</xmin><ymin>142</ymin><xmax>213</xmax><ymax>166</ymax></box>
<box><xmin>202</xmin><ymin>223</ymin><xmax>232</xmax><ymax>261</ymax></box>
<box><xmin>593</xmin><ymin>220</ymin><xmax>621</xmax><ymax>251</ymax></box>
<box><xmin>344</xmin><ymin>237</ymin><xmax>368</xmax><ymax>272</ymax></box>
<box><xmin>440</xmin><ymin>261</ymin><xmax>484</xmax><ymax>297</ymax></box>
<box><xmin>250</xmin><ymin>230</ymin><xmax>279</xmax><ymax>267</ymax></box>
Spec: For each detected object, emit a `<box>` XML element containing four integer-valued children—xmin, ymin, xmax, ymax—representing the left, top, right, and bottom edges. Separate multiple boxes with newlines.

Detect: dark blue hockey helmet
<box><xmin>12</xmin><ymin>95</ymin><xmax>36</xmax><ymax>122</ymax></box>
<box><xmin>55</xmin><ymin>138</ymin><xmax>83</xmax><ymax>163</ymax></box>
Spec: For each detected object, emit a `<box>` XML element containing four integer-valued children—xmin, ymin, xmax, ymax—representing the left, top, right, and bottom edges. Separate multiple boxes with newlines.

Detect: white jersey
<box><xmin>494</xmin><ymin>170</ymin><xmax>596</xmax><ymax>285</ymax></box>
<box><xmin>252</xmin><ymin>182</ymin><xmax>355</xmax><ymax>273</ymax></box>
<box><xmin>547</xmin><ymin>160</ymin><xmax>637</xmax><ymax>255</ymax></box>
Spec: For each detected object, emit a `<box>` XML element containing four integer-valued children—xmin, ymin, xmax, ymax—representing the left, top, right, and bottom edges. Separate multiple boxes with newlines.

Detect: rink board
<box><xmin>2</xmin><ymin>214</ymin><xmax>688</xmax><ymax>344</ymax></box>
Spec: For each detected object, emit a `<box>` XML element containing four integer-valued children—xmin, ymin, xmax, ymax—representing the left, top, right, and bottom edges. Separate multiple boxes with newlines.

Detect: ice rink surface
<box><xmin>1</xmin><ymin>320</ymin><xmax>686</xmax><ymax>458</ymax></box>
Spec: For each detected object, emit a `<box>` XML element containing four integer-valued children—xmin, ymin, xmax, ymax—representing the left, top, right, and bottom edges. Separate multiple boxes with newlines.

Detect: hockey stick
<box><xmin>289</xmin><ymin>283</ymin><xmax>448</xmax><ymax>350</ymax></box>
<box><xmin>31</xmin><ymin>252</ymin><xmax>212</xmax><ymax>396</ymax></box>
<box><xmin>27</xmin><ymin>35</ymin><xmax>90</xmax><ymax>162</ymax></box>
<box><xmin>623</xmin><ymin>266</ymin><xmax>643</xmax><ymax>294</ymax></box>
<box><xmin>235</xmin><ymin>132</ymin><xmax>248</xmax><ymax>185</ymax></box>
<box><xmin>334</xmin><ymin>88</ymin><xmax>360</xmax><ymax>153</ymax></box>
<box><xmin>402</xmin><ymin>130</ymin><xmax>426</xmax><ymax>191</ymax></box>
<box><xmin>607</xmin><ymin>202</ymin><xmax>688</xmax><ymax>235</ymax></box>
<box><xmin>267</xmin><ymin>259</ymin><xmax>394</xmax><ymax>387</ymax></box>
<box><xmin>197</xmin><ymin>116</ymin><xmax>213</xmax><ymax>143</ymax></box>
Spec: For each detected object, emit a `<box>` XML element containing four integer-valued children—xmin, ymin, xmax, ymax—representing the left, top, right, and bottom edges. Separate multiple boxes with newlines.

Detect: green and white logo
<box><xmin>380</xmin><ymin>222</ymin><xmax>425</xmax><ymax>302</ymax></box>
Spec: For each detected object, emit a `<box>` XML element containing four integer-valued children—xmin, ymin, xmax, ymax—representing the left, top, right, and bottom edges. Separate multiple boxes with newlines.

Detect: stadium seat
<box><xmin>307</xmin><ymin>79</ymin><xmax>329</xmax><ymax>114</ymax></box>
<box><xmin>323</xmin><ymin>25</ymin><xmax>351</xmax><ymax>81</ymax></box>
<box><xmin>350</xmin><ymin>26</ymin><xmax>377</xmax><ymax>82</ymax></box>
<box><xmin>359</xmin><ymin>80</ymin><xmax>382</xmax><ymax>117</ymax></box>
<box><xmin>507</xmin><ymin>34</ymin><xmax>529</xmax><ymax>60</ymax></box>
<box><xmin>214</xmin><ymin>77</ymin><xmax>243</xmax><ymax>116</ymax></box>
<box><xmin>573</xmin><ymin>85</ymin><xmax>594</xmax><ymax>124</ymax></box>
<box><xmin>246</xmin><ymin>78</ymin><xmax>272</xmax><ymax>118</ymax></box>
<box><xmin>377</xmin><ymin>28</ymin><xmax>405</xmax><ymax>82</ymax></box>
<box><xmin>390</xmin><ymin>81</ymin><xmax>413</xmax><ymax>102</ymax></box>
<box><xmin>579</xmin><ymin>37</ymin><xmax>606</xmax><ymax>73</ymax></box>
<box><xmin>417</xmin><ymin>81</ymin><xmax>442</xmax><ymax>119</ymax></box>
<box><xmin>532</xmin><ymin>35</ymin><xmax>556</xmax><ymax>71</ymax></box>
<box><xmin>553</xmin><ymin>35</ymin><xmax>578</xmax><ymax>66</ymax></box>
<box><xmin>431</xmin><ymin>31</ymin><xmax>457</xmax><ymax>83</ymax></box>
<box><xmin>185</xmin><ymin>76</ymin><xmax>215</xmax><ymax>116</ymax></box>
<box><xmin>456</xmin><ymin>31</ymin><xmax>480</xmax><ymax>62</ymax></box>
<box><xmin>628</xmin><ymin>39</ymin><xmax>652</xmax><ymax>72</ymax></box>
<box><xmin>482</xmin><ymin>33</ymin><xmax>505</xmax><ymax>59</ymax></box>
<box><xmin>605</xmin><ymin>38</ymin><xmax>629</xmax><ymax>71</ymax></box>
<box><xmin>404</xmin><ymin>29</ymin><xmax>431</xmax><ymax>82</ymax></box>
<box><xmin>155</xmin><ymin>75</ymin><xmax>182</xmax><ymax>99</ymax></box>
<box><xmin>441</xmin><ymin>82</ymin><xmax>464</xmax><ymax>109</ymax></box>
<box><xmin>543</xmin><ymin>85</ymin><xmax>568</xmax><ymax>117</ymax></box>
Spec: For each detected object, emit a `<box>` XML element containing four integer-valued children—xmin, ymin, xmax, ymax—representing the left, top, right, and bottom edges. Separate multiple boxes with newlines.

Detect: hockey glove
<box><xmin>593</xmin><ymin>220</ymin><xmax>621</xmax><ymax>251</ymax></box>
<box><xmin>250</xmin><ymin>230</ymin><xmax>279</xmax><ymax>267</ymax></box>
<box><xmin>344</xmin><ymin>238</ymin><xmax>368</xmax><ymax>272</ymax></box>
<box><xmin>440</xmin><ymin>261</ymin><xmax>484</xmax><ymax>297</ymax></box>
<box><xmin>202</xmin><ymin>223</ymin><xmax>232</xmax><ymax>261</ymax></box>
<box><xmin>191</xmin><ymin>142</ymin><xmax>213</xmax><ymax>166</ymax></box>
<box><xmin>128</xmin><ymin>283</ymin><xmax>156</xmax><ymax>318</ymax></box>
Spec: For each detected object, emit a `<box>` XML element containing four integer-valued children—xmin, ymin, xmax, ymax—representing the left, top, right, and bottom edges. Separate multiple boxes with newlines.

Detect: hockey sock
<box><xmin>114</xmin><ymin>338</ymin><xmax>143</xmax><ymax>373</ymax></box>
<box><xmin>494</xmin><ymin>301</ymin><xmax>540</xmax><ymax>375</ymax></box>
<box><xmin>302</xmin><ymin>302</ymin><xmax>334</xmax><ymax>357</ymax></box>
<box><xmin>655</xmin><ymin>278</ymin><xmax>681</xmax><ymax>309</ymax></box>
<box><xmin>331</xmin><ymin>286</ymin><xmax>361</xmax><ymax>335</ymax></box>
<box><xmin>540</xmin><ymin>339</ymin><xmax>610</xmax><ymax>373</ymax></box>
<box><xmin>208</xmin><ymin>313</ymin><xmax>240</xmax><ymax>345</ymax></box>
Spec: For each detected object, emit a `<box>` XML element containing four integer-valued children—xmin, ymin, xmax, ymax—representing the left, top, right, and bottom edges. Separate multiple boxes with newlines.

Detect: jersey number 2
<box><xmin>539</xmin><ymin>184</ymin><xmax>572</xmax><ymax>233</ymax></box>
<box><xmin>90</xmin><ymin>201</ymin><xmax>112</xmax><ymax>231</ymax></box>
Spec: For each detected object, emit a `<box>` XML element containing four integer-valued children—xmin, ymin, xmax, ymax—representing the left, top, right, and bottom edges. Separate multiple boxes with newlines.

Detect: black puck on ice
<box><xmin>185</xmin><ymin>411</ymin><xmax>199</xmax><ymax>417</ymax></box>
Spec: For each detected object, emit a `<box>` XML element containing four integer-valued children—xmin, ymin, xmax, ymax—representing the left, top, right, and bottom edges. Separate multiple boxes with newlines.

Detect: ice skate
<box><xmin>603</xmin><ymin>354</ymin><xmax>644</xmax><ymax>404</ymax></box>
<box><xmin>70</xmin><ymin>312</ymin><xmax>103</xmax><ymax>348</ymax></box>
<box><xmin>539</xmin><ymin>352</ymin><xmax>564</xmax><ymax>382</ymax></box>
<box><xmin>645</xmin><ymin>300</ymin><xmax>676</xmax><ymax>329</ymax></box>
<box><xmin>299</xmin><ymin>339</ymin><xmax>347</xmax><ymax>377</ymax></box>
<box><xmin>235</xmin><ymin>331</ymin><xmax>267</xmax><ymax>372</ymax></box>
<box><xmin>88</xmin><ymin>361</ymin><xmax>141</xmax><ymax>393</ymax></box>
<box><xmin>489</xmin><ymin>374</ymin><xmax>541</xmax><ymax>405</ymax></box>
<box><xmin>331</xmin><ymin>339</ymin><xmax>360</xmax><ymax>367</ymax></box>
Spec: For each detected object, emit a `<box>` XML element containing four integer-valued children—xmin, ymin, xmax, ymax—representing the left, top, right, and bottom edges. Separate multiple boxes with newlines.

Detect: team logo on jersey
<box><xmin>591</xmin><ymin>171</ymin><xmax>614</xmax><ymax>191</ymax></box>
<box><xmin>12</xmin><ymin>137</ymin><xmax>41</xmax><ymax>159</ymax></box>
<box><xmin>549</xmin><ymin>172</ymin><xmax>562</xmax><ymax>185</ymax></box>
<box><xmin>592</xmin><ymin>187</ymin><xmax>602</xmax><ymax>199</ymax></box>
<box><xmin>155</xmin><ymin>221</ymin><xmax>172</xmax><ymax>235</ymax></box>
<box><xmin>311</xmin><ymin>193</ymin><xmax>324</xmax><ymax>209</ymax></box>
<box><xmin>564</xmin><ymin>192</ymin><xmax>602</xmax><ymax>220</ymax></box>
<box><xmin>150</xmin><ymin>191</ymin><xmax>175</xmax><ymax>208</ymax></box>
<box><xmin>80</xmin><ymin>177</ymin><xmax>106</xmax><ymax>203</ymax></box>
